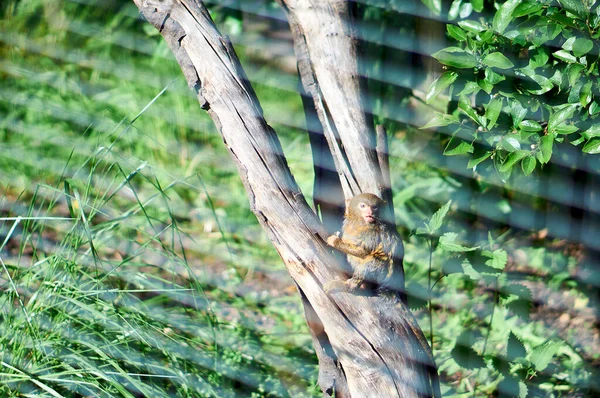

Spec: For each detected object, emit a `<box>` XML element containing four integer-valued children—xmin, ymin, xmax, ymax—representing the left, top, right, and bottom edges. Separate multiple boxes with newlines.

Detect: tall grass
<box><xmin>1</xmin><ymin>0</ymin><xmax>319</xmax><ymax>396</ymax></box>
<box><xmin>0</xmin><ymin>113</ymin><xmax>319</xmax><ymax>395</ymax></box>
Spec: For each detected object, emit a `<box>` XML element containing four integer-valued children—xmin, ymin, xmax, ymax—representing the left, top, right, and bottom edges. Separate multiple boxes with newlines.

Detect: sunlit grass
<box><xmin>0</xmin><ymin>124</ymin><xmax>318</xmax><ymax>395</ymax></box>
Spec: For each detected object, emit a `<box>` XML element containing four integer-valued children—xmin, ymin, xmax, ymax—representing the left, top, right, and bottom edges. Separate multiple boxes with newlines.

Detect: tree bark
<box><xmin>131</xmin><ymin>0</ymin><xmax>439</xmax><ymax>396</ymax></box>
<box><xmin>276</xmin><ymin>0</ymin><xmax>386</xmax><ymax>201</ymax></box>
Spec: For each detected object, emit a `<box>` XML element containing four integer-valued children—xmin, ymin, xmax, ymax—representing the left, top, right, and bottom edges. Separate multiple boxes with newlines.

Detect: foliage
<box><xmin>408</xmin><ymin>201</ymin><xmax>595</xmax><ymax>397</ymax></box>
<box><xmin>424</xmin><ymin>0</ymin><xmax>600</xmax><ymax>179</ymax></box>
<box><xmin>0</xmin><ymin>0</ymin><xmax>317</xmax><ymax>396</ymax></box>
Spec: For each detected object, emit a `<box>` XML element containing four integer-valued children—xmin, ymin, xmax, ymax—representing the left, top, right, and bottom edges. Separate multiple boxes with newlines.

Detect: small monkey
<box><xmin>324</xmin><ymin>193</ymin><xmax>405</xmax><ymax>300</ymax></box>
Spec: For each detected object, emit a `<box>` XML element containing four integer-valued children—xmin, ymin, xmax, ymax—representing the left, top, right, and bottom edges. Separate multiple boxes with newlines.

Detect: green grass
<box><xmin>1</xmin><ymin>0</ymin><xmax>319</xmax><ymax>396</ymax></box>
<box><xmin>0</xmin><ymin>133</ymin><xmax>319</xmax><ymax>396</ymax></box>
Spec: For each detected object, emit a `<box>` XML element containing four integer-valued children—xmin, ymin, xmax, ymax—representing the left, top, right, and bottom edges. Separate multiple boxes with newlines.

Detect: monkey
<box><xmin>323</xmin><ymin>193</ymin><xmax>442</xmax><ymax>397</ymax></box>
<box><xmin>323</xmin><ymin>193</ymin><xmax>406</xmax><ymax>301</ymax></box>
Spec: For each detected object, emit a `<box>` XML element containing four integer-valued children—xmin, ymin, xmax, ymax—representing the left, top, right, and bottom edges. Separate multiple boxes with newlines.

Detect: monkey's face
<box><xmin>358</xmin><ymin>201</ymin><xmax>379</xmax><ymax>224</ymax></box>
<box><xmin>347</xmin><ymin>193</ymin><xmax>385</xmax><ymax>225</ymax></box>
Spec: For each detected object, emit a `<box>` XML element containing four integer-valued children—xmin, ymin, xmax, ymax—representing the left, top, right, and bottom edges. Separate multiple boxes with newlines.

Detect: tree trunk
<box><xmin>131</xmin><ymin>1</ymin><xmax>440</xmax><ymax>396</ymax></box>
<box><xmin>276</xmin><ymin>0</ymin><xmax>385</xmax><ymax>201</ymax></box>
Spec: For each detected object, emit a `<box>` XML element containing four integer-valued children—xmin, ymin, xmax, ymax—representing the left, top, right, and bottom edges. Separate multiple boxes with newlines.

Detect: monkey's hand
<box><xmin>326</xmin><ymin>234</ymin><xmax>369</xmax><ymax>258</ymax></box>
<box><xmin>326</xmin><ymin>233</ymin><xmax>341</xmax><ymax>248</ymax></box>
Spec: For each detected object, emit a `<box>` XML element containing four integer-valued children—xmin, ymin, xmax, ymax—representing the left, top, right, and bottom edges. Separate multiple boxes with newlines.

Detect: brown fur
<box><xmin>324</xmin><ymin>193</ymin><xmax>405</xmax><ymax>300</ymax></box>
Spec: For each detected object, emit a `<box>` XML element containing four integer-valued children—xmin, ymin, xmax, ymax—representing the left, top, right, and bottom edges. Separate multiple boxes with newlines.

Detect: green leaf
<box><xmin>442</xmin><ymin>257</ymin><xmax>465</xmax><ymax>275</ymax></box>
<box><xmin>482</xmin><ymin>52</ymin><xmax>514</xmax><ymax>69</ymax></box>
<box><xmin>500</xmin><ymin>136</ymin><xmax>521</xmax><ymax>152</ymax></box>
<box><xmin>472</xmin><ymin>0</ymin><xmax>483</xmax><ymax>12</ymax></box>
<box><xmin>546</xmin><ymin>23</ymin><xmax>564</xmax><ymax>42</ymax></box>
<box><xmin>553</xmin><ymin>50</ymin><xmax>577</xmax><ymax>63</ymax></box>
<box><xmin>462</xmin><ymin>261</ymin><xmax>481</xmax><ymax>280</ymax></box>
<box><xmin>558</xmin><ymin>0</ymin><xmax>588</xmax><ymax>20</ymax></box>
<box><xmin>485</xmin><ymin>98</ymin><xmax>503</xmax><ymax>129</ymax></box>
<box><xmin>505</xmin><ymin>29</ymin><xmax>526</xmax><ymax>45</ymax></box>
<box><xmin>458</xmin><ymin>20</ymin><xmax>486</xmax><ymax>33</ymax></box>
<box><xmin>426</xmin><ymin>71</ymin><xmax>458</xmax><ymax>103</ymax></box>
<box><xmin>538</xmin><ymin>135</ymin><xmax>554</xmax><ymax>164</ymax></box>
<box><xmin>485</xmin><ymin>68</ymin><xmax>505</xmax><ymax>85</ymax></box>
<box><xmin>518</xmin><ymin>67</ymin><xmax>554</xmax><ymax>95</ymax></box>
<box><xmin>499</xmin><ymin>151</ymin><xmax>528</xmax><ymax>173</ymax></box>
<box><xmin>506</xmin><ymin>299</ymin><xmax>531</xmax><ymax>320</ymax></box>
<box><xmin>448</xmin><ymin>0</ymin><xmax>462</xmax><ymax>20</ymax></box>
<box><xmin>505</xmin><ymin>282</ymin><xmax>532</xmax><ymax>298</ymax></box>
<box><xmin>432</xmin><ymin>47</ymin><xmax>478</xmax><ymax>69</ymax></box>
<box><xmin>496</xmin><ymin>157</ymin><xmax>513</xmax><ymax>181</ymax></box>
<box><xmin>447</xmin><ymin>24</ymin><xmax>468</xmax><ymax>41</ymax></box>
<box><xmin>530</xmin><ymin>75</ymin><xmax>554</xmax><ymax>95</ymax></box>
<box><xmin>479</xmin><ymin>29</ymin><xmax>494</xmax><ymax>42</ymax></box>
<box><xmin>530</xmin><ymin>342</ymin><xmax>561</xmax><ymax>372</ymax></box>
<box><xmin>580</xmin><ymin>81</ymin><xmax>592</xmax><ymax>106</ymax></box>
<box><xmin>583</xmin><ymin>138</ymin><xmax>600</xmax><ymax>153</ymax></box>
<box><xmin>451</xmin><ymin>344</ymin><xmax>485</xmax><ymax>369</ymax></box>
<box><xmin>461</xmin><ymin>81</ymin><xmax>482</xmax><ymax>96</ymax></box>
<box><xmin>428</xmin><ymin>200</ymin><xmax>452</xmax><ymax>232</ymax></box>
<box><xmin>568</xmin><ymin>64</ymin><xmax>585</xmax><ymax>86</ymax></box>
<box><xmin>421</xmin><ymin>0</ymin><xmax>442</xmax><ymax>15</ymax></box>
<box><xmin>459</xmin><ymin>95</ymin><xmax>483</xmax><ymax>125</ymax></box>
<box><xmin>439</xmin><ymin>232</ymin><xmax>478</xmax><ymax>252</ymax></box>
<box><xmin>415</xmin><ymin>227</ymin><xmax>430</xmax><ymax>236</ymax></box>
<box><xmin>548</xmin><ymin>104</ymin><xmax>577</xmax><ymax>133</ymax></box>
<box><xmin>478</xmin><ymin>77</ymin><xmax>494</xmax><ymax>94</ymax></box>
<box><xmin>420</xmin><ymin>112</ymin><xmax>460</xmax><ymax>129</ymax></box>
<box><xmin>581</xmin><ymin>125</ymin><xmax>600</xmax><ymax>139</ymax></box>
<box><xmin>497</xmin><ymin>377</ymin><xmax>523</xmax><ymax>398</ymax></box>
<box><xmin>467</xmin><ymin>151</ymin><xmax>492</xmax><ymax>169</ymax></box>
<box><xmin>519</xmin><ymin>120</ymin><xmax>542</xmax><ymax>132</ymax></box>
<box><xmin>485</xmin><ymin>249</ymin><xmax>508</xmax><ymax>269</ymax></box>
<box><xmin>64</xmin><ymin>179</ymin><xmax>77</xmax><ymax>219</ymax></box>
<box><xmin>554</xmin><ymin>124</ymin><xmax>579</xmax><ymax>135</ymax></box>
<box><xmin>571</xmin><ymin>135</ymin><xmax>586</xmax><ymax>146</ymax></box>
<box><xmin>444</xmin><ymin>140</ymin><xmax>474</xmax><ymax>156</ymax></box>
<box><xmin>572</xmin><ymin>38</ymin><xmax>593</xmax><ymax>57</ymax></box>
<box><xmin>549</xmin><ymin>69</ymin><xmax>563</xmax><ymax>86</ymax></box>
<box><xmin>521</xmin><ymin>156</ymin><xmax>536</xmax><ymax>175</ymax></box>
<box><xmin>529</xmin><ymin>48</ymin><xmax>549</xmax><ymax>68</ymax></box>
<box><xmin>493</xmin><ymin>0</ymin><xmax>520</xmax><ymax>34</ymax></box>
<box><xmin>562</xmin><ymin>36</ymin><xmax>577</xmax><ymax>51</ymax></box>
<box><xmin>509</xmin><ymin>99</ymin><xmax>527</xmax><ymax>126</ymax></box>
<box><xmin>513</xmin><ymin>1</ymin><xmax>544</xmax><ymax>18</ymax></box>
<box><xmin>568</xmin><ymin>80</ymin><xmax>584</xmax><ymax>104</ymax></box>
<box><xmin>491</xmin><ymin>356</ymin><xmax>511</xmax><ymax>374</ymax></box>
<box><xmin>506</xmin><ymin>331</ymin><xmax>527</xmax><ymax>362</ymax></box>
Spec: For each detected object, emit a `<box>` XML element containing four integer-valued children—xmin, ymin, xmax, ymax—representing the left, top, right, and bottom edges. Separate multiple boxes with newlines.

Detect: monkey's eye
<box><xmin>359</xmin><ymin>203</ymin><xmax>366</xmax><ymax>208</ymax></box>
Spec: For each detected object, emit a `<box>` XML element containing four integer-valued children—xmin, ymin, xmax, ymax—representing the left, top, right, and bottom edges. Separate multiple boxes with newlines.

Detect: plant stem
<box><xmin>428</xmin><ymin>237</ymin><xmax>434</xmax><ymax>350</ymax></box>
<box><xmin>472</xmin><ymin>279</ymin><xmax>499</xmax><ymax>398</ymax></box>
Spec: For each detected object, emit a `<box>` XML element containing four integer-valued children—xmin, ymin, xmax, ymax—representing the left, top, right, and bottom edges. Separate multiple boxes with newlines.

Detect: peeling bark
<box><xmin>276</xmin><ymin>0</ymin><xmax>385</xmax><ymax>200</ymax></box>
<box><xmin>131</xmin><ymin>0</ymin><xmax>440</xmax><ymax>396</ymax></box>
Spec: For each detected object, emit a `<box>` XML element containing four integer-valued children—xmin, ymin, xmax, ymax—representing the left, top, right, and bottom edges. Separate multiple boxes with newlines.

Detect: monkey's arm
<box><xmin>323</xmin><ymin>234</ymin><xmax>369</xmax><ymax>294</ymax></box>
<box><xmin>326</xmin><ymin>235</ymin><xmax>369</xmax><ymax>258</ymax></box>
